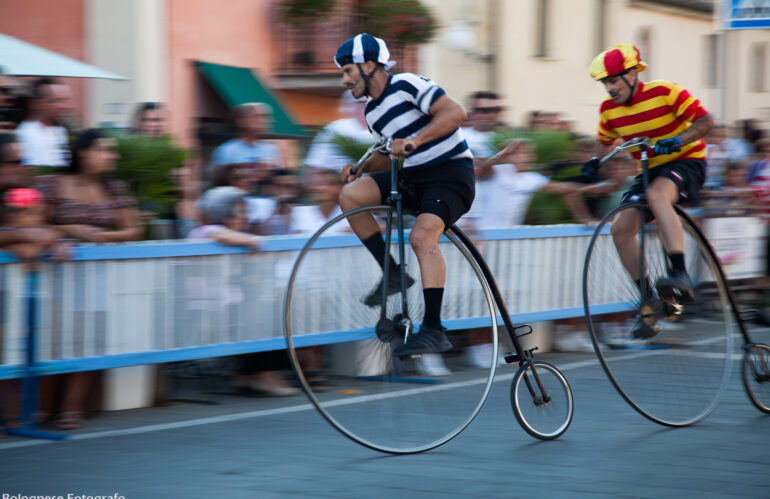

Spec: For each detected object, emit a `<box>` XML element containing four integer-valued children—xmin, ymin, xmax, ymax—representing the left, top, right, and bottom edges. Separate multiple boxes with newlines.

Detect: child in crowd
<box><xmin>0</xmin><ymin>187</ymin><xmax>69</xmax><ymax>263</ymax></box>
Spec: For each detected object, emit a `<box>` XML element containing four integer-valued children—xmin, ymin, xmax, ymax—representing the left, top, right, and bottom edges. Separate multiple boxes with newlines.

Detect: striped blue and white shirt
<box><xmin>365</xmin><ymin>73</ymin><xmax>473</xmax><ymax>169</ymax></box>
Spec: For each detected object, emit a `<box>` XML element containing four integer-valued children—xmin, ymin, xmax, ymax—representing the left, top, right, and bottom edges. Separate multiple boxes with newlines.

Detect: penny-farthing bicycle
<box><xmin>285</xmin><ymin>138</ymin><xmax>574</xmax><ymax>454</ymax></box>
<box><xmin>583</xmin><ymin>136</ymin><xmax>770</xmax><ymax>426</ymax></box>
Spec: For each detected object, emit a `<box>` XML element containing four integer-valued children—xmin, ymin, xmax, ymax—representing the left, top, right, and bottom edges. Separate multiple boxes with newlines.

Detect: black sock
<box><xmin>668</xmin><ymin>253</ymin><xmax>686</xmax><ymax>275</ymax></box>
<box><xmin>636</xmin><ymin>276</ymin><xmax>654</xmax><ymax>300</ymax></box>
<box><xmin>362</xmin><ymin>233</ymin><xmax>398</xmax><ymax>271</ymax></box>
<box><xmin>422</xmin><ymin>288</ymin><xmax>444</xmax><ymax>330</ymax></box>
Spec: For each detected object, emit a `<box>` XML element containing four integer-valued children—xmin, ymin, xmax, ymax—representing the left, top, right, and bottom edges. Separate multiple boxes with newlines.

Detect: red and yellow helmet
<box><xmin>590</xmin><ymin>43</ymin><xmax>647</xmax><ymax>81</ymax></box>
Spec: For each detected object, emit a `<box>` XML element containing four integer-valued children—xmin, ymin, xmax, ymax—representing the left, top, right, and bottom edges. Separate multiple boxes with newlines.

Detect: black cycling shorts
<box><xmin>620</xmin><ymin>158</ymin><xmax>706</xmax><ymax>206</ymax></box>
<box><xmin>370</xmin><ymin>160</ymin><xmax>475</xmax><ymax>229</ymax></box>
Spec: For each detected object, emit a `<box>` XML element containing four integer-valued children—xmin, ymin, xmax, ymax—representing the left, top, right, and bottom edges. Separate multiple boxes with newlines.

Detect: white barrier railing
<box><xmin>0</xmin><ymin>217</ymin><xmax>764</xmax><ymax>379</ymax></box>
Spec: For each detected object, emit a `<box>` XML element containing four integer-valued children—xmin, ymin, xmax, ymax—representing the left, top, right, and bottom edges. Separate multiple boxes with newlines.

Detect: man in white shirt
<box><xmin>210</xmin><ymin>102</ymin><xmax>283</xmax><ymax>174</ymax></box>
<box><xmin>16</xmin><ymin>78</ymin><xmax>73</xmax><ymax>167</ymax></box>
<box><xmin>210</xmin><ymin>102</ymin><xmax>285</xmax><ymax>228</ymax></box>
<box><xmin>304</xmin><ymin>90</ymin><xmax>371</xmax><ymax>172</ymax></box>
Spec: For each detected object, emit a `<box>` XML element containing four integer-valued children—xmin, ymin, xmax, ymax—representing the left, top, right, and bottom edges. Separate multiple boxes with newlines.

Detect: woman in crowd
<box><xmin>36</xmin><ymin>128</ymin><xmax>143</xmax><ymax>430</ymax></box>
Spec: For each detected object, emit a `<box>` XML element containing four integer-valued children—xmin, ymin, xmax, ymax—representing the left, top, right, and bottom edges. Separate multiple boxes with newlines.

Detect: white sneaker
<box><xmin>464</xmin><ymin>343</ymin><xmax>505</xmax><ymax>368</ymax></box>
<box><xmin>415</xmin><ymin>353</ymin><xmax>450</xmax><ymax>376</ymax></box>
<box><xmin>553</xmin><ymin>332</ymin><xmax>595</xmax><ymax>353</ymax></box>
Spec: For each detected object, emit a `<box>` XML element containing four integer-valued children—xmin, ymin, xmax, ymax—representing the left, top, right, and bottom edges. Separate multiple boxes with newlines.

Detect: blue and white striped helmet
<box><xmin>334</xmin><ymin>33</ymin><xmax>396</xmax><ymax>71</ymax></box>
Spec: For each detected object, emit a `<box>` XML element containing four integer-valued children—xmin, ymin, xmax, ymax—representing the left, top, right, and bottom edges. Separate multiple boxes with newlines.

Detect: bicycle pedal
<box><xmin>504</xmin><ymin>353</ymin><xmax>520</xmax><ymax>364</ymax></box>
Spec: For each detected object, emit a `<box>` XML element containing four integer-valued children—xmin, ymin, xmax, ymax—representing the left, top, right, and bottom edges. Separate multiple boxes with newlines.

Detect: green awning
<box><xmin>196</xmin><ymin>61</ymin><xmax>305</xmax><ymax>136</ymax></box>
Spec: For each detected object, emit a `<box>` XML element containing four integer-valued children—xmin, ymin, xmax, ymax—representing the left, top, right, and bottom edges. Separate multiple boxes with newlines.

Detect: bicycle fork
<box><xmin>380</xmin><ymin>146</ymin><xmax>412</xmax><ymax>341</ymax></box>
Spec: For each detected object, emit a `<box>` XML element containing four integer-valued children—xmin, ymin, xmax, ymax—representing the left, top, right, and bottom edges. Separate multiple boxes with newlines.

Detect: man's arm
<box><xmin>341</xmin><ymin>151</ymin><xmax>390</xmax><ymax>184</ymax></box>
<box><xmin>591</xmin><ymin>141</ymin><xmax>615</xmax><ymax>161</ymax></box>
<box><xmin>0</xmin><ymin>227</ymin><xmax>60</xmax><ymax>247</ymax></box>
<box><xmin>392</xmin><ymin>95</ymin><xmax>466</xmax><ymax>157</ymax></box>
<box><xmin>476</xmin><ymin>139</ymin><xmax>523</xmax><ymax>180</ymax></box>
<box><xmin>676</xmin><ymin>113</ymin><xmax>715</xmax><ymax>146</ymax></box>
<box><xmin>540</xmin><ymin>180</ymin><xmax>591</xmax><ymax>196</ymax></box>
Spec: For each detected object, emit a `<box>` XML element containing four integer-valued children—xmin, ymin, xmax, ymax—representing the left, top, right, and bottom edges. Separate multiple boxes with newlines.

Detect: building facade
<box><xmin>0</xmin><ymin>0</ymin><xmax>767</xmax><ymax>143</ymax></box>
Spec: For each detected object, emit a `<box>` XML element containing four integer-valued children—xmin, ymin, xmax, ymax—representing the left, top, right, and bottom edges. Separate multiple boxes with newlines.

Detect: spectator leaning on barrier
<box><xmin>188</xmin><ymin>186</ymin><xmax>260</xmax><ymax>248</ymax></box>
<box><xmin>0</xmin><ymin>185</ymin><xmax>70</xmax><ymax>429</ymax></box>
<box><xmin>0</xmin><ymin>187</ymin><xmax>70</xmax><ymax>264</ymax></box>
<box><xmin>33</xmin><ymin>129</ymin><xmax>143</xmax><ymax>430</ymax></box>
<box><xmin>0</xmin><ymin>133</ymin><xmax>63</xmax><ymax>255</ymax></box>
<box><xmin>36</xmin><ymin>129</ymin><xmax>143</xmax><ymax>243</ymax></box>
<box><xmin>188</xmin><ymin>186</ymin><xmax>298</xmax><ymax>397</ymax></box>
<box><xmin>16</xmin><ymin>77</ymin><xmax>74</xmax><ymax>168</ymax></box>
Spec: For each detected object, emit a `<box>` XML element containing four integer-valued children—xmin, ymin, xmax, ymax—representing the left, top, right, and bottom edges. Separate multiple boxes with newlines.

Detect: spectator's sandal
<box><xmin>55</xmin><ymin>411</ymin><xmax>82</xmax><ymax>430</ymax></box>
<box><xmin>306</xmin><ymin>371</ymin><xmax>330</xmax><ymax>393</ymax></box>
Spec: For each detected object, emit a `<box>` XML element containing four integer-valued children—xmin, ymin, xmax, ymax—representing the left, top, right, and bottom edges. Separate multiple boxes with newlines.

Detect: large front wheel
<box><xmin>583</xmin><ymin>202</ymin><xmax>735</xmax><ymax>427</ymax></box>
<box><xmin>284</xmin><ymin>205</ymin><xmax>499</xmax><ymax>454</ymax></box>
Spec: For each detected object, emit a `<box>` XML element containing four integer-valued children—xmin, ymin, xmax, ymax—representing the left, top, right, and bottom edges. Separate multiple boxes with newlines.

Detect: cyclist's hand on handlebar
<box><xmin>581</xmin><ymin>157</ymin><xmax>601</xmax><ymax>182</ymax></box>
<box><xmin>654</xmin><ymin>137</ymin><xmax>682</xmax><ymax>155</ymax></box>
<box><xmin>391</xmin><ymin>139</ymin><xmax>416</xmax><ymax>158</ymax></box>
<box><xmin>341</xmin><ymin>163</ymin><xmax>362</xmax><ymax>184</ymax></box>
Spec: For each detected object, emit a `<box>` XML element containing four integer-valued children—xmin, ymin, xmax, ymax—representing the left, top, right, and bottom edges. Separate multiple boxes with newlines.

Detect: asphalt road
<box><xmin>1</xmin><ymin>331</ymin><xmax>769</xmax><ymax>498</ymax></box>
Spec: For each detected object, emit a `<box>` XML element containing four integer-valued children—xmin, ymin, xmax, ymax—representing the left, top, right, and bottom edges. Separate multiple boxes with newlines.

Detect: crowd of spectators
<box><xmin>0</xmin><ymin>75</ymin><xmax>768</xmax><ymax>429</ymax></box>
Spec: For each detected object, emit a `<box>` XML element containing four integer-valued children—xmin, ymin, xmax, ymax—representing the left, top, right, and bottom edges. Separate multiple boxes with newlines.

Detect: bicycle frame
<box><xmin>365</xmin><ymin>138</ymin><xmax>541</xmax><ymax>365</ymax></box>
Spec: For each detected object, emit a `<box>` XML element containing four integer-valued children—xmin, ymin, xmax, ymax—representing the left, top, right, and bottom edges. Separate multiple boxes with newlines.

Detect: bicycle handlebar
<box><xmin>350</xmin><ymin>137</ymin><xmax>390</xmax><ymax>175</ymax></box>
<box><xmin>599</xmin><ymin>137</ymin><xmax>651</xmax><ymax>166</ymax></box>
<box><xmin>350</xmin><ymin>137</ymin><xmax>412</xmax><ymax>175</ymax></box>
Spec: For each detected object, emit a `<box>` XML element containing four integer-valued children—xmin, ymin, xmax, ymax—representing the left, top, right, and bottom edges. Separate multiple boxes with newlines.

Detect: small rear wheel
<box><xmin>510</xmin><ymin>360</ymin><xmax>573</xmax><ymax>440</ymax></box>
<box><xmin>743</xmin><ymin>343</ymin><xmax>770</xmax><ymax>414</ymax></box>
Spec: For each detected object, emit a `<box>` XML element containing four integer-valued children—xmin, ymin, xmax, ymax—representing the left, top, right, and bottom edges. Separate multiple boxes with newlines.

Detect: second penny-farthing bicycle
<box><xmin>284</xmin><ymin>138</ymin><xmax>574</xmax><ymax>454</ymax></box>
<box><xmin>583</xmin><ymin>137</ymin><xmax>770</xmax><ymax>427</ymax></box>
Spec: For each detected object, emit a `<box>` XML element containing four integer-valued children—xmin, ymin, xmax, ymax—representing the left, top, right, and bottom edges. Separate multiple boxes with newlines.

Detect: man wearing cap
<box><xmin>335</xmin><ymin>33</ymin><xmax>475</xmax><ymax>358</ymax></box>
<box><xmin>582</xmin><ymin>43</ymin><xmax>715</xmax><ymax>339</ymax></box>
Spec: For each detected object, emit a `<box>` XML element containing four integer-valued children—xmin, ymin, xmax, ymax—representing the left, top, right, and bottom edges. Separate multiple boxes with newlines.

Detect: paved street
<box><xmin>2</xmin><ymin>329</ymin><xmax>770</xmax><ymax>498</ymax></box>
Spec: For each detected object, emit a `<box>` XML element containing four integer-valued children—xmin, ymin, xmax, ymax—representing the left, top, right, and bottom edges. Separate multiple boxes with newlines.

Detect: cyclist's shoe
<box><xmin>393</xmin><ymin>325</ymin><xmax>453</xmax><ymax>357</ymax></box>
<box><xmin>655</xmin><ymin>271</ymin><xmax>695</xmax><ymax>304</ymax></box>
<box><xmin>631</xmin><ymin>296</ymin><xmax>664</xmax><ymax>339</ymax></box>
<box><xmin>363</xmin><ymin>266</ymin><xmax>415</xmax><ymax>307</ymax></box>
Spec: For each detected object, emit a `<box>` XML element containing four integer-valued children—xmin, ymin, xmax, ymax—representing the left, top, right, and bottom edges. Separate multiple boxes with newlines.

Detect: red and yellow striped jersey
<box><xmin>596</xmin><ymin>80</ymin><xmax>708</xmax><ymax>168</ymax></box>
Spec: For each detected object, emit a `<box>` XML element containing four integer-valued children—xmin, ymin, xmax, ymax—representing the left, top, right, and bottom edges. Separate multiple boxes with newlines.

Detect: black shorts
<box><xmin>620</xmin><ymin>158</ymin><xmax>706</xmax><ymax>206</ymax></box>
<box><xmin>370</xmin><ymin>160</ymin><xmax>475</xmax><ymax>229</ymax></box>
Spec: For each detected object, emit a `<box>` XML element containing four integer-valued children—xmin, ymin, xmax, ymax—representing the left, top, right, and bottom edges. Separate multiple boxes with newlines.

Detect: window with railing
<box><xmin>534</xmin><ymin>0</ymin><xmax>550</xmax><ymax>58</ymax></box>
<box><xmin>704</xmin><ymin>33</ymin><xmax>720</xmax><ymax>88</ymax></box>
<box><xmin>594</xmin><ymin>0</ymin><xmax>607</xmax><ymax>55</ymax></box>
<box><xmin>271</xmin><ymin>2</ymin><xmax>419</xmax><ymax>74</ymax></box>
<box><xmin>749</xmin><ymin>42</ymin><xmax>768</xmax><ymax>93</ymax></box>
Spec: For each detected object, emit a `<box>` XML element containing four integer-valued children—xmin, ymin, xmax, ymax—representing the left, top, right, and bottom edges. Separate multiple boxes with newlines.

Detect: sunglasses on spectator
<box><xmin>1</xmin><ymin>159</ymin><xmax>22</xmax><ymax>165</ymax></box>
<box><xmin>475</xmin><ymin>107</ymin><xmax>502</xmax><ymax>114</ymax></box>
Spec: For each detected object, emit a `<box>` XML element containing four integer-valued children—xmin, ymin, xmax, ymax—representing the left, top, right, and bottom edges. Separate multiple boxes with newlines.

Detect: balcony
<box><xmin>270</xmin><ymin>5</ymin><xmax>419</xmax><ymax>96</ymax></box>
